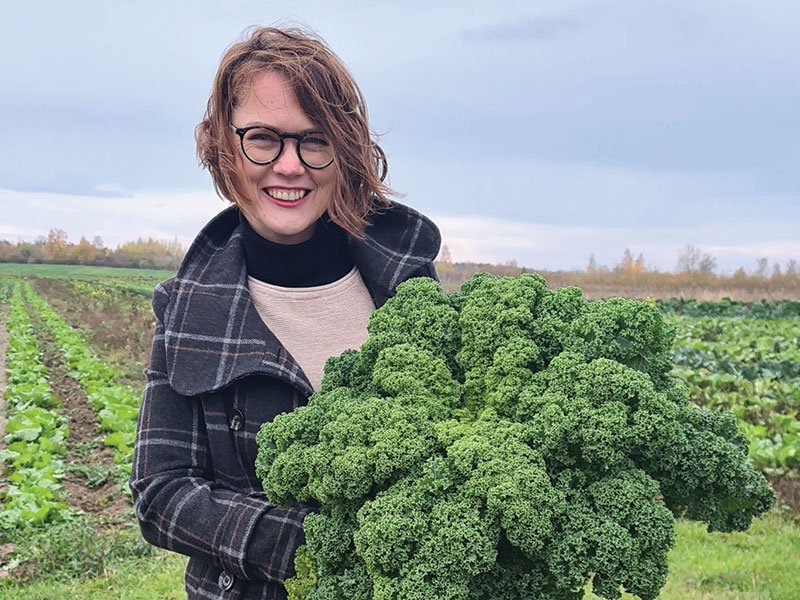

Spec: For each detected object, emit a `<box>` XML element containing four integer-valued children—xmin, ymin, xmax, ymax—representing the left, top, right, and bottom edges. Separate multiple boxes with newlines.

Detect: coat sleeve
<box><xmin>129</xmin><ymin>279</ymin><xmax>310</xmax><ymax>583</ymax></box>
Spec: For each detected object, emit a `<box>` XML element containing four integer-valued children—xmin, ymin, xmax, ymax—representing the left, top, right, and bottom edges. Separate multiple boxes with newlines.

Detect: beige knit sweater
<box><xmin>247</xmin><ymin>267</ymin><xmax>374</xmax><ymax>391</ymax></box>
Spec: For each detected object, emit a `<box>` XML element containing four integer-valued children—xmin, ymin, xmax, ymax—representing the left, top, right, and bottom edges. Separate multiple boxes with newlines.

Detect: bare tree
<box><xmin>755</xmin><ymin>257</ymin><xmax>769</xmax><ymax>277</ymax></box>
<box><xmin>698</xmin><ymin>253</ymin><xmax>717</xmax><ymax>274</ymax></box>
<box><xmin>677</xmin><ymin>245</ymin><xmax>700</xmax><ymax>272</ymax></box>
<box><xmin>677</xmin><ymin>244</ymin><xmax>716</xmax><ymax>274</ymax></box>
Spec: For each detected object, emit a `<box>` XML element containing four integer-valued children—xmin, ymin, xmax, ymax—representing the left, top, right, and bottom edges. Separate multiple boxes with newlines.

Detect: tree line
<box><xmin>436</xmin><ymin>244</ymin><xmax>800</xmax><ymax>299</ymax></box>
<box><xmin>0</xmin><ymin>229</ymin><xmax>185</xmax><ymax>271</ymax></box>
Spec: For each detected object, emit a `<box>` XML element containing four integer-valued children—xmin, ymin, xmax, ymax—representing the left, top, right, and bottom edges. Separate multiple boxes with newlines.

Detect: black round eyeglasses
<box><xmin>230</xmin><ymin>125</ymin><xmax>334</xmax><ymax>169</ymax></box>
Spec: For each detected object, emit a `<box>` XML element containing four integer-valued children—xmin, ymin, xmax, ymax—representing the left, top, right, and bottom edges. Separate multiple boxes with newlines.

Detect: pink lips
<box><xmin>262</xmin><ymin>187</ymin><xmax>310</xmax><ymax>208</ymax></box>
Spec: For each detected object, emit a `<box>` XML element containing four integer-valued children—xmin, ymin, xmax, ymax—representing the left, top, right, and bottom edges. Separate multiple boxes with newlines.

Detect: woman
<box><xmin>130</xmin><ymin>26</ymin><xmax>440</xmax><ymax>599</ymax></box>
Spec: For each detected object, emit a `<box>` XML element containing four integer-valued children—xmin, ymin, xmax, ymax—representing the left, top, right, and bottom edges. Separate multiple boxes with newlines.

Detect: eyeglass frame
<box><xmin>229</xmin><ymin>124</ymin><xmax>334</xmax><ymax>169</ymax></box>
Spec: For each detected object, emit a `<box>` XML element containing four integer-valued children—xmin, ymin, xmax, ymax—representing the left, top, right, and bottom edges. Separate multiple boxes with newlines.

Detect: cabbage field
<box><xmin>0</xmin><ymin>267</ymin><xmax>798</xmax><ymax>599</ymax></box>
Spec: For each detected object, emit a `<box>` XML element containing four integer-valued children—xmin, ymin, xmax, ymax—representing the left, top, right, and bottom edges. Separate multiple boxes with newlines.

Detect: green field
<box><xmin>1</xmin><ymin>271</ymin><xmax>798</xmax><ymax>599</ymax></box>
<box><xmin>0</xmin><ymin>263</ymin><xmax>174</xmax><ymax>280</ymax></box>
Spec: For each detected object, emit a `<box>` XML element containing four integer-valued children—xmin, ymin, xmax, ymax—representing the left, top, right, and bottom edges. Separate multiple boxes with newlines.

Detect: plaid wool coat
<box><xmin>130</xmin><ymin>202</ymin><xmax>440</xmax><ymax>600</ymax></box>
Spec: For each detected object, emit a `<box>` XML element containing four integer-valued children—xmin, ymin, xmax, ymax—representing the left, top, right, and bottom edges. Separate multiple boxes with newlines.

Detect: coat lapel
<box><xmin>348</xmin><ymin>202</ymin><xmax>441</xmax><ymax>306</ymax></box>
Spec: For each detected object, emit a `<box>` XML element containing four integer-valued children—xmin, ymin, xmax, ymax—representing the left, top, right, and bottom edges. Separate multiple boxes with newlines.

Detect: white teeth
<box><xmin>266</xmin><ymin>188</ymin><xmax>306</xmax><ymax>202</ymax></box>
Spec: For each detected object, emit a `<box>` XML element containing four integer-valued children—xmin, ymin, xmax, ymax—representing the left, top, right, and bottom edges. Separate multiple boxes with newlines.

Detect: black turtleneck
<box><xmin>239</xmin><ymin>211</ymin><xmax>355</xmax><ymax>287</ymax></box>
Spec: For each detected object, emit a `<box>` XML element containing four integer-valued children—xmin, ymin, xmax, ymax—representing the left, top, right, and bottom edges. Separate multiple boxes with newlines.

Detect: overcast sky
<box><xmin>2</xmin><ymin>1</ymin><xmax>799</xmax><ymax>272</ymax></box>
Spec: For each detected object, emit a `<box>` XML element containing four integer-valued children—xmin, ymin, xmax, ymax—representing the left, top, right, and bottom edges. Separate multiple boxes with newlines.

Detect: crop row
<box><xmin>659</xmin><ymin>297</ymin><xmax>800</xmax><ymax>318</ymax></box>
<box><xmin>0</xmin><ymin>278</ymin><xmax>11</xmax><ymax>303</ymax></box>
<box><xmin>674</xmin><ymin>347</ymin><xmax>800</xmax><ymax>381</ymax></box>
<box><xmin>66</xmin><ymin>277</ymin><xmax>162</xmax><ymax>300</ymax></box>
<box><xmin>23</xmin><ymin>283</ymin><xmax>141</xmax><ymax>478</ymax></box>
<box><xmin>671</xmin><ymin>316</ymin><xmax>800</xmax><ymax>363</ymax></box>
<box><xmin>0</xmin><ymin>282</ymin><xmax>69</xmax><ymax>529</ymax></box>
<box><xmin>669</xmin><ymin>315</ymin><xmax>800</xmax><ymax>475</ymax></box>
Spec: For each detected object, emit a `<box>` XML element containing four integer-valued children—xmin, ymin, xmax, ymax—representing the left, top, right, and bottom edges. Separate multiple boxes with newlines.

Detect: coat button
<box><xmin>229</xmin><ymin>409</ymin><xmax>244</xmax><ymax>431</ymax></box>
<box><xmin>218</xmin><ymin>570</ymin><xmax>235</xmax><ymax>591</ymax></box>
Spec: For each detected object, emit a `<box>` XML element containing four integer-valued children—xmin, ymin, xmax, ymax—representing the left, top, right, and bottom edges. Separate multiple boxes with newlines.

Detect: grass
<box><xmin>662</xmin><ymin>511</ymin><xmax>800</xmax><ymax>599</ymax></box>
<box><xmin>585</xmin><ymin>510</ymin><xmax>800</xmax><ymax>599</ymax></box>
<box><xmin>1</xmin><ymin>551</ymin><xmax>186</xmax><ymax>600</ymax></box>
<box><xmin>3</xmin><ymin>510</ymin><xmax>798</xmax><ymax>599</ymax></box>
<box><xmin>0</xmin><ymin>514</ymin><xmax>185</xmax><ymax>599</ymax></box>
<box><xmin>0</xmin><ymin>263</ymin><xmax>174</xmax><ymax>279</ymax></box>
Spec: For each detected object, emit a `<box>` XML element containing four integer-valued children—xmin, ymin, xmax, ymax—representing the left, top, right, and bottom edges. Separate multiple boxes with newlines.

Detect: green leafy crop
<box><xmin>255</xmin><ymin>273</ymin><xmax>774</xmax><ymax>600</ymax></box>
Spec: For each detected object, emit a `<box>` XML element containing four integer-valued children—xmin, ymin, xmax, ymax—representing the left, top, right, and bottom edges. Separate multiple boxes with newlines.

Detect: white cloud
<box><xmin>0</xmin><ymin>224</ymin><xmax>42</xmax><ymax>240</ymax></box>
<box><xmin>709</xmin><ymin>240</ymin><xmax>800</xmax><ymax>263</ymax></box>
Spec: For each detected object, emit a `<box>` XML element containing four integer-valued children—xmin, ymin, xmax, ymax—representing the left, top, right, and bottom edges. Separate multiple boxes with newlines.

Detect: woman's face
<box><xmin>231</xmin><ymin>70</ymin><xmax>337</xmax><ymax>244</ymax></box>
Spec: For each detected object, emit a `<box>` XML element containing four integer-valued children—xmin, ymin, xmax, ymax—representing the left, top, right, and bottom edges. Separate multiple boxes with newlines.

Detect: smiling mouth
<box><xmin>264</xmin><ymin>188</ymin><xmax>310</xmax><ymax>202</ymax></box>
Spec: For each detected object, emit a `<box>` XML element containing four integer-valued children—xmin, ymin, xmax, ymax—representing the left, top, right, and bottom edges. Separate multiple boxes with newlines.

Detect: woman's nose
<box><xmin>271</xmin><ymin>140</ymin><xmax>305</xmax><ymax>176</ymax></box>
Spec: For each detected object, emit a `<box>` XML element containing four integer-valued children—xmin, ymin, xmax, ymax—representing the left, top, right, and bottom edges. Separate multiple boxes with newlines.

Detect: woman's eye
<box><xmin>249</xmin><ymin>133</ymin><xmax>279</xmax><ymax>144</ymax></box>
<box><xmin>303</xmin><ymin>136</ymin><xmax>329</xmax><ymax>148</ymax></box>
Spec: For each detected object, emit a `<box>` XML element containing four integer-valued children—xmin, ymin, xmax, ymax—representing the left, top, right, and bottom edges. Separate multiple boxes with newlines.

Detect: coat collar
<box><xmin>161</xmin><ymin>202</ymin><xmax>440</xmax><ymax>397</ymax></box>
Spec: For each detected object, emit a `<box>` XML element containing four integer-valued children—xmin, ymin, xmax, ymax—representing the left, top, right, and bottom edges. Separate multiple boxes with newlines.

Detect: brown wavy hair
<box><xmin>195</xmin><ymin>26</ymin><xmax>395</xmax><ymax>237</ymax></box>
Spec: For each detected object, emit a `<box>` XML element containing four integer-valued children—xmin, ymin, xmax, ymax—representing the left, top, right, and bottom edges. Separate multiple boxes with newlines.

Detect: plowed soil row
<box><xmin>28</xmin><ymin>309</ymin><xmax>132</xmax><ymax>524</ymax></box>
<box><xmin>31</xmin><ymin>278</ymin><xmax>154</xmax><ymax>387</ymax></box>
<box><xmin>771</xmin><ymin>476</ymin><xmax>800</xmax><ymax>515</ymax></box>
